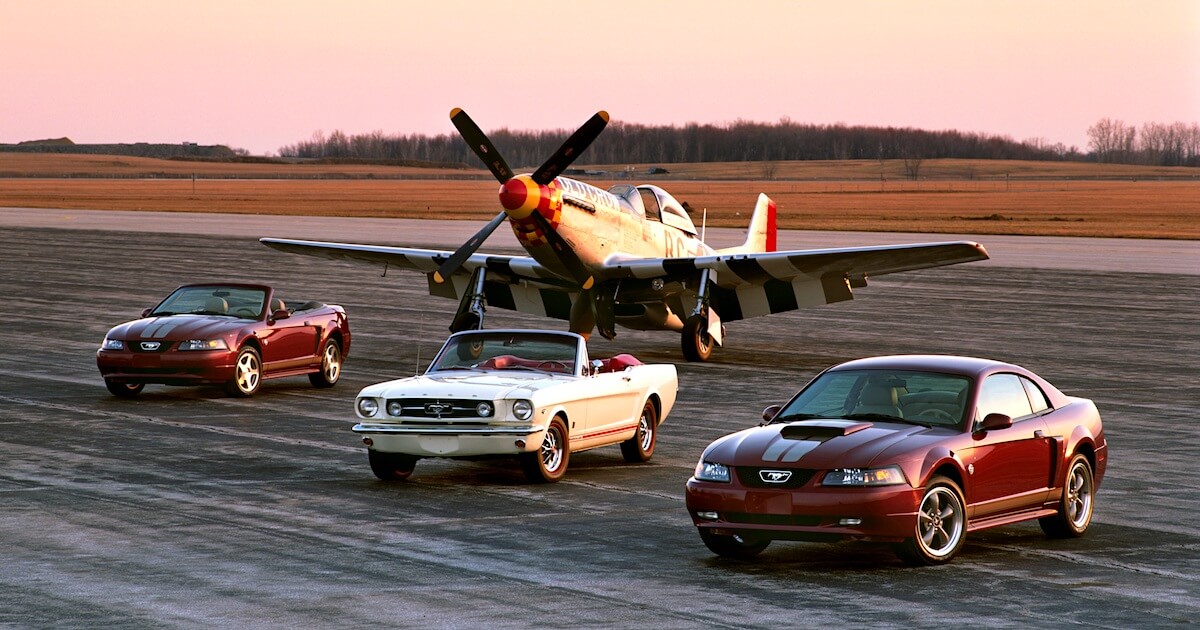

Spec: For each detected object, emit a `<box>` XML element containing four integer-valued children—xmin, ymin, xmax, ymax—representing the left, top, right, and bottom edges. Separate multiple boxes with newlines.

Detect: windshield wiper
<box><xmin>770</xmin><ymin>412</ymin><xmax>826</xmax><ymax>423</ymax></box>
<box><xmin>842</xmin><ymin>413</ymin><xmax>932</xmax><ymax>428</ymax></box>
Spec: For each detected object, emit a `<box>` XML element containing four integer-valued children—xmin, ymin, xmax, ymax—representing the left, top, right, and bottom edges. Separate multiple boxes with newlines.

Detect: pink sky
<box><xmin>2</xmin><ymin>0</ymin><xmax>1197</xmax><ymax>156</ymax></box>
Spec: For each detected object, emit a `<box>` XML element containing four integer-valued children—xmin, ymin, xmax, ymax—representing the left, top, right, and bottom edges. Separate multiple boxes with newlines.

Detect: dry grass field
<box><xmin>1</xmin><ymin>154</ymin><xmax>1196</xmax><ymax>239</ymax></box>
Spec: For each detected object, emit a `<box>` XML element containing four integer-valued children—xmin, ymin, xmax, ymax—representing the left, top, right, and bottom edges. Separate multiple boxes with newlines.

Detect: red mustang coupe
<box><xmin>97</xmin><ymin>283</ymin><xmax>351</xmax><ymax>397</ymax></box>
<box><xmin>685</xmin><ymin>355</ymin><xmax>1107</xmax><ymax>565</ymax></box>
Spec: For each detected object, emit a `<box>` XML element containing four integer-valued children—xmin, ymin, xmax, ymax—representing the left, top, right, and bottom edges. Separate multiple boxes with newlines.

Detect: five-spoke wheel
<box><xmin>1040</xmin><ymin>454</ymin><xmax>1095</xmax><ymax>538</ymax></box>
<box><xmin>309</xmin><ymin>339</ymin><xmax>342</xmax><ymax>388</ymax></box>
<box><xmin>895</xmin><ymin>476</ymin><xmax>966</xmax><ymax>565</ymax></box>
<box><xmin>224</xmin><ymin>346</ymin><xmax>262</xmax><ymax>397</ymax></box>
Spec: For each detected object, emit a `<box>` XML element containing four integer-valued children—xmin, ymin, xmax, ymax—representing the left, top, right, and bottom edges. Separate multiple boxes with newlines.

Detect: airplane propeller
<box><xmin>433</xmin><ymin>109</ymin><xmax>608</xmax><ymax>286</ymax></box>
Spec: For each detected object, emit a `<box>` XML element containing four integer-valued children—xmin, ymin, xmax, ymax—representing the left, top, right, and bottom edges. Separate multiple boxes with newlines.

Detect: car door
<box><xmin>962</xmin><ymin>373</ymin><xmax>1053</xmax><ymax>518</ymax></box>
<box><xmin>580</xmin><ymin>369</ymin><xmax>642</xmax><ymax>450</ymax></box>
<box><xmin>259</xmin><ymin>310</ymin><xmax>319</xmax><ymax>371</ymax></box>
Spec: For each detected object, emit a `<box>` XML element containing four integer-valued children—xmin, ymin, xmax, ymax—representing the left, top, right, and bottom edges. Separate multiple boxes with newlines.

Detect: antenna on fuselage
<box><xmin>701</xmin><ymin>207</ymin><xmax>708</xmax><ymax>243</ymax></box>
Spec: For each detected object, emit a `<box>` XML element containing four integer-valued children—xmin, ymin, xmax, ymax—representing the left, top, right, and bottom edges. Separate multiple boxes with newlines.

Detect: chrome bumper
<box><xmin>352</xmin><ymin>422</ymin><xmax>544</xmax><ymax>436</ymax></box>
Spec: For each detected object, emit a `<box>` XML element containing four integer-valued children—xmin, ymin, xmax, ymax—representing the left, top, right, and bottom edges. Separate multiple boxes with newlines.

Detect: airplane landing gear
<box><xmin>681</xmin><ymin>269</ymin><xmax>723</xmax><ymax>362</ymax></box>
<box><xmin>682</xmin><ymin>314</ymin><xmax>714</xmax><ymax>362</ymax></box>
<box><xmin>449</xmin><ymin>267</ymin><xmax>487</xmax><ymax>332</ymax></box>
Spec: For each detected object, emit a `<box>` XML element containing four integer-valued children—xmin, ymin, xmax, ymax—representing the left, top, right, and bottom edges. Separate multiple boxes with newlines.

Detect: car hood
<box><xmin>107</xmin><ymin>315</ymin><xmax>248</xmax><ymax>341</ymax></box>
<box><xmin>705</xmin><ymin>419</ymin><xmax>942</xmax><ymax>469</ymax></box>
<box><xmin>358</xmin><ymin>371</ymin><xmax>570</xmax><ymax>401</ymax></box>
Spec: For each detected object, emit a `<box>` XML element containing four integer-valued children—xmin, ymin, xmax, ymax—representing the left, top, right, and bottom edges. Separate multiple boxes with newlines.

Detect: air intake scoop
<box><xmin>780</xmin><ymin>420</ymin><xmax>873</xmax><ymax>440</ymax></box>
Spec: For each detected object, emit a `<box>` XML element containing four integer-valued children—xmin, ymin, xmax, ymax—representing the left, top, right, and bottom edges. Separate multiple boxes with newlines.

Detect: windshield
<box><xmin>151</xmin><ymin>285</ymin><xmax>267</xmax><ymax>319</ymax></box>
<box><xmin>776</xmin><ymin>369</ymin><xmax>971</xmax><ymax>428</ymax></box>
<box><xmin>430</xmin><ymin>333</ymin><xmax>580</xmax><ymax>375</ymax></box>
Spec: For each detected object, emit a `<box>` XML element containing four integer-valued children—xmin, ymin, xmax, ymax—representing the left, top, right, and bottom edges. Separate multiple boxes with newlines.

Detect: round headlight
<box><xmin>357</xmin><ymin>398</ymin><xmax>379</xmax><ymax>417</ymax></box>
<box><xmin>387</xmin><ymin>400</ymin><xmax>404</xmax><ymax>417</ymax></box>
<box><xmin>476</xmin><ymin>401</ymin><xmax>494</xmax><ymax>417</ymax></box>
<box><xmin>512</xmin><ymin>400</ymin><xmax>533</xmax><ymax>420</ymax></box>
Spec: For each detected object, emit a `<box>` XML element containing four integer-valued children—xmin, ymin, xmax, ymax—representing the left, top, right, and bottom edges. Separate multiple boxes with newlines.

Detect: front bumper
<box><xmin>96</xmin><ymin>349</ymin><xmax>236</xmax><ymax>385</ymax></box>
<box><xmin>353</xmin><ymin>422</ymin><xmax>547</xmax><ymax>458</ymax></box>
<box><xmin>684</xmin><ymin>477</ymin><xmax>922</xmax><ymax>543</ymax></box>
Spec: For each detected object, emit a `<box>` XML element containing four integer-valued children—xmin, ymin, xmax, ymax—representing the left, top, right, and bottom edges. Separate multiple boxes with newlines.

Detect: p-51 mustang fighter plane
<box><xmin>262</xmin><ymin>109</ymin><xmax>988</xmax><ymax>362</ymax></box>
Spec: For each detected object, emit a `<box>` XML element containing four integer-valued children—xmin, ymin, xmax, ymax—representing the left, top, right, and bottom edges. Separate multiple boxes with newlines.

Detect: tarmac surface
<box><xmin>2</xmin><ymin>209</ymin><xmax>1199</xmax><ymax>628</ymax></box>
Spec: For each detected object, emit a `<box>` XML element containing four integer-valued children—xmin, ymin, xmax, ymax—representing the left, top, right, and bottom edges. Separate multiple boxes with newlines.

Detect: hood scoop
<box><xmin>780</xmin><ymin>420</ymin><xmax>873</xmax><ymax>440</ymax></box>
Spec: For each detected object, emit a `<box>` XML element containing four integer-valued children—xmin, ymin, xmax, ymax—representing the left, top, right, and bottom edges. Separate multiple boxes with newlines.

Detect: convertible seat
<box><xmin>478</xmin><ymin>355</ymin><xmax>575</xmax><ymax>373</ymax></box>
<box><xmin>203</xmin><ymin>296</ymin><xmax>228</xmax><ymax>314</ymax></box>
<box><xmin>271</xmin><ymin>298</ymin><xmax>287</xmax><ymax>314</ymax></box>
<box><xmin>853</xmin><ymin>382</ymin><xmax>904</xmax><ymax>417</ymax></box>
<box><xmin>598</xmin><ymin>354</ymin><xmax>643</xmax><ymax>373</ymax></box>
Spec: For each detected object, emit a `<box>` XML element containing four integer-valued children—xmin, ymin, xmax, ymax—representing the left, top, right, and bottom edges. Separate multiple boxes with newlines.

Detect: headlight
<box><xmin>101</xmin><ymin>338</ymin><xmax>124</xmax><ymax>351</ymax></box>
<box><xmin>821</xmin><ymin>465</ymin><xmax>908</xmax><ymax>487</ymax></box>
<box><xmin>357</xmin><ymin>398</ymin><xmax>379</xmax><ymax>417</ymax></box>
<box><xmin>476</xmin><ymin>401</ymin><xmax>494</xmax><ymax>417</ymax></box>
<box><xmin>386</xmin><ymin>400</ymin><xmax>404</xmax><ymax>417</ymax></box>
<box><xmin>512</xmin><ymin>400</ymin><xmax>533</xmax><ymax>420</ymax></box>
<box><xmin>178</xmin><ymin>339</ymin><xmax>229</xmax><ymax>351</ymax></box>
<box><xmin>694</xmin><ymin>460</ymin><xmax>731</xmax><ymax>483</ymax></box>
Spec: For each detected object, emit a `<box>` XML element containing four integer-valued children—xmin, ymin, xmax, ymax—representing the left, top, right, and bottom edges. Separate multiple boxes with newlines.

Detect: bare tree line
<box><xmin>278</xmin><ymin>118</ymin><xmax>1199</xmax><ymax>168</ymax></box>
<box><xmin>1087</xmin><ymin>118</ymin><xmax>1200</xmax><ymax>166</ymax></box>
<box><xmin>278</xmin><ymin>121</ymin><xmax>1066</xmax><ymax>168</ymax></box>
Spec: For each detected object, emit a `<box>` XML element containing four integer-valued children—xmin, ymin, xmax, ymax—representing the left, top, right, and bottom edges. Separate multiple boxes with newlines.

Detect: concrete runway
<box><xmin>2</xmin><ymin>209</ymin><xmax>1198</xmax><ymax>627</ymax></box>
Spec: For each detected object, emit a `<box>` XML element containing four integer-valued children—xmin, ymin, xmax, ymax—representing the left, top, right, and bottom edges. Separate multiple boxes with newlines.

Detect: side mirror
<box><xmin>270</xmin><ymin>309</ymin><xmax>289</xmax><ymax>322</ymax></box>
<box><xmin>761</xmin><ymin>404</ymin><xmax>783</xmax><ymax>423</ymax></box>
<box><xmin>590</xmin><ymin>359</ymin><xmax>603</xmax><ymax>376</ymax></box>
<box><xmin>141</xmin><ymin>308</ymin><xmax>151</xmax><ymax>318</ymax></box>
<box><xmin>979</xmin><ymin>412</ymin><xmax>1013</xmax><ymax>432</ymax></box>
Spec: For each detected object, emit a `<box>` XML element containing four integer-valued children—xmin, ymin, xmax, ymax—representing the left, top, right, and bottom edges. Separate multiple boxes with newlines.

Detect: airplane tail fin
<box><xmin>716</xmin><ymin>193</ymin><xmax>777</xmax><ymax>255</ymax></box>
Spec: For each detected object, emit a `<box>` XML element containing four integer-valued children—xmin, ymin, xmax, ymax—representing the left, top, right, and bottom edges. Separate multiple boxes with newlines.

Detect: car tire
<box><xmin>105</xmin><ymin>379</ymin><xmax>144</xmax><ymax>398</ymax></box>
<box><xmin>368</xmin><ymin>451</ymin><xmax>418</xmax><ymax>481</ymax></box>
<box><xmin>895</xmin><ymin>475</ymin><xmax>967</xmax><ymax>565</ymax></box>
<box><xmin>1039</xmin><ymin>454</ymin><xmax>1095</xmax><ymax>538</ymax></box>
<box><xmin>308</xmin><ymin>339</ymin><xmax>342</xmax><ymax>388</ymax></box>
<box><xmin>223</xmin><ymin>346</ymin><xmax>262</xmax><ymax>397</ymax></box>
<box><xmin>620</xmin><ymin>400</ymin><xmax>657</xmax><ymax>463</ymax></box>
<box><xmin>698</xmin><ymin>529</ymin><xmax>769</xmax><ymax>560</ymax></box>
<box><xmin>520</xmin><ymin>415</ymin><xmax>569</xmax><ymax>483</ymax></box>
<box><xmin>681</xmin><ymin>315</ymin><xmax>714</xmax><ymax>362</ymax></box>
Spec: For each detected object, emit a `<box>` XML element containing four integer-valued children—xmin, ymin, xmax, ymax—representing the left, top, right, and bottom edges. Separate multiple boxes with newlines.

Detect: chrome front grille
<box><xmin>387</xmin><ymin>398</ymin><xmax>487</xmax><ymax>419</ymax></box>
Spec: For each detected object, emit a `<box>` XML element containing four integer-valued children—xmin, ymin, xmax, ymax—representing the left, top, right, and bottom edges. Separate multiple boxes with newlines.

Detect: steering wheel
<box><xmin>538</xmin><ymin>361</ymin><xmax>569</xmax><ymax>373</ymax></box>
<box><xmin>233</xmin><ymin>307</ymin><xmax>257</xmax><ymax>318</ymax></box>
<box><xmin>916</xmin><ymin>408</ymin><xmax>956</xmax><ymax>423</ymax></box>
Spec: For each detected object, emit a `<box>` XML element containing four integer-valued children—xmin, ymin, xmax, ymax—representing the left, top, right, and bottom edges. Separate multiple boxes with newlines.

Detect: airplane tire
<box><xmin>681</xmin><ymin>315</ymin><xmax>714</xmax><ymax>362</ymax></box>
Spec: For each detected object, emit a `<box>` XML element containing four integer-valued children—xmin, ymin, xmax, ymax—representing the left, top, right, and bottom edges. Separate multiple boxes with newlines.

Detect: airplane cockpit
<box><xmin>608</xmin><ymin>184</ymin><xmax>698</xmax><ymax>237</ymax></box>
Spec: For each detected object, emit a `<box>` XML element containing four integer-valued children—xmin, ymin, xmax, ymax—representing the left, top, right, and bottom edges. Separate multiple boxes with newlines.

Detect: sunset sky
<box><xmin>2</xmin><ymin>1</ymin><xmax>1197</xmax><ymax>156</ymax></box>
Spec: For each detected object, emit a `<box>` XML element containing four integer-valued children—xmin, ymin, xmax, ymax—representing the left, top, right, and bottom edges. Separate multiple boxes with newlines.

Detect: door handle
<box><xmin>1034</xmin><ymin>430</ymin><xmax>1045</xmax><ymax>438</ymax></box>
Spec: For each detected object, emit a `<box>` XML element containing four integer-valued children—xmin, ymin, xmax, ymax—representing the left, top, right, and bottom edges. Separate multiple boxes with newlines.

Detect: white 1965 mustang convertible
<box><xmin>353</xmin><ymin>329</ymin><xmax>678</xmax><ymax>483</ymax></box>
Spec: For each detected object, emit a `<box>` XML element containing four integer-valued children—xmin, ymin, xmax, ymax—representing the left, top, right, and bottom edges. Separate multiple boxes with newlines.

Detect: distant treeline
<box><xmin>1087</xmin><ymin>119</ymin><xmax>1200</xmax><ymax>167</ymax></box>
<box><xmin>278</xmin><ymin>121</ymin><xmax>1069</xmax><ymax>167</ymax></box>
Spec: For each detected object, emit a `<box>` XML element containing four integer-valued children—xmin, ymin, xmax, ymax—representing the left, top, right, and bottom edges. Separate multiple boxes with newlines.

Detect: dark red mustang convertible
<box><xmin>685</xmin><ymin>355</ymin><xmax>1107</xmax><ymax>565</ymax></box>
<box><xmin>97</xmin><ymin>283</ymin><xmax>351</xmax><ymax>397</ymax></box>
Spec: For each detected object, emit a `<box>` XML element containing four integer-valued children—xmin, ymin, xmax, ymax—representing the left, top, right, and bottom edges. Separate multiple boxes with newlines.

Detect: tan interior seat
<box><xmin>853</xmin><ymin>383</ymin><xmax>904</xmax><ymax>417</ymax></box>
<box><xmin>203</xmin><ymin>296</ymin><xmax>228</xmax><ymax>314</ymax></box>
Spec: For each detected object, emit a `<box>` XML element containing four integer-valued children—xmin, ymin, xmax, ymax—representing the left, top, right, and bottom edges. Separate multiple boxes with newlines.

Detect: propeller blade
<box><xmin>450</xmin><ymin>108</ymin><xmax>513</xmax><ymax>183</ymax></box>
<box><xmin>529</xmin><ymin>210</ymin><xmax>594</xmax><ymax>290</ymax></box>
<box><xmin>531</xmin><ymin>111</ymin><xmax>609</xmax><ymax>185</ymax></box>
<box><xmin>433</xmin><ymin>210</ymin><xmax>507</xmax><ymax>284</ymax></box>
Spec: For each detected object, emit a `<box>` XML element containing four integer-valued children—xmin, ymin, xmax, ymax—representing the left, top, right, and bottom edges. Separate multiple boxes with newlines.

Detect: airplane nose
<box><xmin>498</xmin><ymin>176</ymin><xmax>539</xmax><ymax>218</ymax></box>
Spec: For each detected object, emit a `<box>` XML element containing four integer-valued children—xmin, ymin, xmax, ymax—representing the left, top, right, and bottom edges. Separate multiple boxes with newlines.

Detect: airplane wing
<box><xmin>602</xmin><ymin>241</ymin><xmax>989</xmax><ymax>321</ymax></box>
<box><xmin>259</xmin><ymin>238</ymin><xmax>578</xmax><ymax>321</ymax></box>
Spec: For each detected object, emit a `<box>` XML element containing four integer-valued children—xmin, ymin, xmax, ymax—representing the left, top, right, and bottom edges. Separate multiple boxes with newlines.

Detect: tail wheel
<box><xmin>520</xmin><ymin>415</ymin><xmax>569</xmax><ymax>483</ymax></box>
<box><xmin>368</xmin><ymin>451</ymin><xmax>418</xmax><ymax>481</ymax></box>
<box><xmin>699</xmin><ymin>529</ymin><xmax>770</xmax><ymax>559</ymax></box>
<box><xmin>894</xmin><ymin>476</ymin><xmax>966</xmax><ymax>565</ymax></box>
<box><xmin>1039</xmin><ymin>454</ymin><xmax>1095</xmax><ymax>538</ymax></box>
<box><xmin>681</xmin><ymin>315</ymin><xmax>714</xmax><ymax>362</ymax></box>
<box><xmin>620</xmin><ymin>400</ymin><xmax>657</xmax><ymax>462</ymax></box>
<box><xmin>223</xmin><ymin>346</ymin><xmax>262</xmax><ymax>397</ymax></box>
<box><xmin>309</xmin><ymin>339</ymin><xmax>342</xmax><ymax>388</ymax></box>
